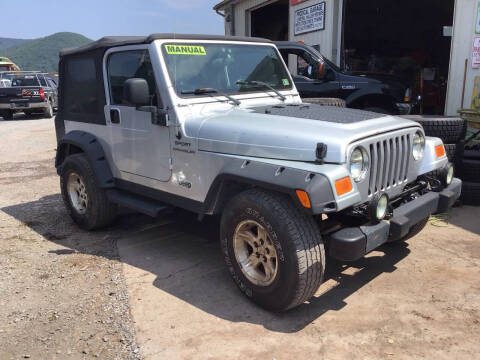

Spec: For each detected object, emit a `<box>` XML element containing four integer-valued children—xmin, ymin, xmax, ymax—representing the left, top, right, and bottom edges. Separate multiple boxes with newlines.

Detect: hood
<box><xmin>349</xmin><ymin>71</ymin><xmax>407</xmax><ymax>88</ymax></box>
<box><xmin>185</xmin><ymin>104</ymin><xmax>421</xmax><ymax>163</ymax></box>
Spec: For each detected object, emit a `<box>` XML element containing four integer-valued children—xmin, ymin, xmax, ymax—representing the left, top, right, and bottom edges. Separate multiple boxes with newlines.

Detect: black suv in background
<box><xmin>276</xmin><ymin>41</ymin><xmax>414</xmax><ymax>115</ymax></box>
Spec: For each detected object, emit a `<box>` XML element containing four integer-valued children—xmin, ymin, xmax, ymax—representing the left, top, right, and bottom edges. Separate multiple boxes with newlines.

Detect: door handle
<box><xmin>110</xmin><ymin>109</ymin><xmax>120</xmax><ymax>124</ymax></box>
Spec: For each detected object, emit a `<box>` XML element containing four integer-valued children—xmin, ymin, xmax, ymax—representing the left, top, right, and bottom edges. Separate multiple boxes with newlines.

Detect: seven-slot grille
<box><xmin>368</xmin><ymin>133</ymin><xmax>412</xmax><ymax>196</ymax></box>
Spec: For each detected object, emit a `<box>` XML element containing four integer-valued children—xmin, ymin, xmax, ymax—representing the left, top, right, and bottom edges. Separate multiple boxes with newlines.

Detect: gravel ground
<box><xmin>1</xmin><ymin>115</ymin><xmax>480</xmax><ymax>360</ymax></box>
<box><xmin>0</xmin><ymin>115</ymin><xmax>142</xmax><ymax>360</ymax></box>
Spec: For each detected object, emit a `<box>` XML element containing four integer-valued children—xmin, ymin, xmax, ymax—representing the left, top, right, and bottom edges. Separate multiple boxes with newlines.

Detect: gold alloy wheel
<box><xmin>67</xmin><ymin>172</ymin><xmax>88</xmax><ymax>215</ymax></box>
<box><xmin>233</xmin><ymin>220</ymin><xmax>278</xmax><ymax>286</ymax></box>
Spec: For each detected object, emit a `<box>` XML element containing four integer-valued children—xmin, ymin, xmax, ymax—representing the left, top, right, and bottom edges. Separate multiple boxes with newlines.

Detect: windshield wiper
<box><xmin>236</xmin><ymin>80</ymin><xmax>286</xmax><ymax>102</ymax></box>
<box><xmin>181</xmin><ymin>88</ymin><xmax>241</xmax><ymax>106</ymax></box>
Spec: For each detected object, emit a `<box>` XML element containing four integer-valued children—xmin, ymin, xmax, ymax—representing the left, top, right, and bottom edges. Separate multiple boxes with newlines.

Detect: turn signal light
<box><xmin>335</xmin><ymin>177</ymin><xmax>353</xmax><ymax>196</ymax></box>
<box><xmin>435</xmin><ymin>145</ymin><xmax>446</xmax><ymax>158</ymax></box>
<box><xmin>296</xmin><ymin>190</ymin><xmax>311</xmax><ymax>208</ymax></box>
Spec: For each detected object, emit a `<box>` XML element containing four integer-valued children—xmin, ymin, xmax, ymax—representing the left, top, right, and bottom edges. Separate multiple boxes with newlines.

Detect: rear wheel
<box><xmin>43</xmin><ymin>101</ymin><xmax>54</xmax><ymax>118</ymax></box>
<box><xmin>60</xmin><ymin>154</ymin><xmax>117</xmax><ymax>230</ymax></box>
<box><xmin>2</xmin><ymin>110</ymin><xmax>13</xmax><ymax>120</ymax></box>
<box><xmin>220</xmin><ymin>189</ymin><xmax>325</xmax><ymax>311</ymax></box>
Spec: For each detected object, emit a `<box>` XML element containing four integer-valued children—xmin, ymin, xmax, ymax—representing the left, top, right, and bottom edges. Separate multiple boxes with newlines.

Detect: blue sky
<box><xmin>2</xmin><ymin>0</ymin><xmax>225</xmax><ymax>40</ymax></box>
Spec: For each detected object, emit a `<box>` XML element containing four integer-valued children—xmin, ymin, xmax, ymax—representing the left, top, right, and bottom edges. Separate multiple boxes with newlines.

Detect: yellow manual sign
<box><xmin>165</xmin><ymin>45</ymin><xmax>207</xmax><ymax>56</ymax></box>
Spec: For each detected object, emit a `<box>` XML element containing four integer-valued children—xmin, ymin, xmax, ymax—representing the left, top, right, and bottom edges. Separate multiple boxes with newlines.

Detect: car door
<box><xmin>104</xmin><ymin>47</ymin><xmax>171</xmax><ymax>182</ymax></box>
<box><xmin>279</xmin><ymin>47</ymin><xmax>340</xmax><ymax>98</ymax></box>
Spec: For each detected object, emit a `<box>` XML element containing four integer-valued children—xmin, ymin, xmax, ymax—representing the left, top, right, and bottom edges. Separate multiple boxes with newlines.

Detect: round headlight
<box><xmin>413</xmin><ymin>131</ymin><xmax>425</xmax><ymax>161</ymax></box>
<box><xmin>350</xmin><ymin>147</ymin><xmax>369</xmax><ymax>182</ymax></box>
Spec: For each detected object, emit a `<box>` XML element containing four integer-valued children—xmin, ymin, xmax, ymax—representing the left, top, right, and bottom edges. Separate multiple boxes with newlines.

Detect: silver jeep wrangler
<box><xmin>55</xmin><ymin>34</ymin><xmax>461</xmax><ymax>311</ymax></box>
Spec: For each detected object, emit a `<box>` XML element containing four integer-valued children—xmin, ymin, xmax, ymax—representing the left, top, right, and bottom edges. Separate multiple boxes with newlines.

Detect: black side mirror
<box><xmin>123</xmin><ymin>78</ymin><xmax>150</xmax><ymax>107</ymax></box>
<box><xmin>123</xmin><ymin>78</ymin><xmax>168</xmax><ymax>126</ymax></box>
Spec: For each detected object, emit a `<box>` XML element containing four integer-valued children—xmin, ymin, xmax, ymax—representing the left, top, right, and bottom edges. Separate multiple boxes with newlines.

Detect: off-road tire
<box><xmin>220</xmin><ymin>189</ymin><xmax>325</xmax><ymax>312</ymax></box>
<box><xmin>459</xmin><ymin>159</ymin><xmax>480</xmax><ymax>182</ymax></box>
<box><xmin>464</xmin><ymin>149</ymin><xmax>480</xmax><ymax>160</ymax></box>
<box><xmin>414</xmin><ymin>117</ymin><xmax>467</xmax><ymax>144</ymax></box>
<box><xmin>60</xmin><ymin>154</ymin><xmax>117</xmax><ymax>230</ymax></box>
<box><xmin>444</xmin><ymin>144</ymin><xmax>457</xmax><ymax>162</ymax></box>
<box><xmin>460</xmin><ymin>182</ymin><xmax>480</xmax><ymax>206</ymax></box>
<box><xmin>303</xmin><ymin>97</ymin><xmax>346</xmax><ymax>107</ymax></box>
<box><xmin>44</xmin><ymin>101</ymin><xmax>54</xmax><ymax>118</ymax></box>
<box><xmin>2</xmin><ymin>111</ymin><xmax>13</xmax><ymax>120</ymax></box>
<box><xmin>390</xmin><ymin>217</ymin><xmax>430</xmax><ymax>242</ymax></box>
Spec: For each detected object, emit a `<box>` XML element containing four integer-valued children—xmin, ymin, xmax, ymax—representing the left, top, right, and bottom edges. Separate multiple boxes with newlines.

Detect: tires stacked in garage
<box><xmin>459</xmin><ymin>143</ymin><xmax>480</xmax><ymax>205</ymax></box>
<box><xmin>406</xmin><ymin>116</ymin><xmax>479</xmax><ymax>206</ymax></box>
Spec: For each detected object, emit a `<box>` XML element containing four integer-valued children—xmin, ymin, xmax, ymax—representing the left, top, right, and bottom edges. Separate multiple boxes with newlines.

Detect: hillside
<box><xmin>0</xmin><ymin>37</ymin><xmax>30</xmax><ymax>51</ymax></box>
<box><xmin>1</xmin><ymin>32</ymin><xmax>92</xmax><ymax>72</ymax></box>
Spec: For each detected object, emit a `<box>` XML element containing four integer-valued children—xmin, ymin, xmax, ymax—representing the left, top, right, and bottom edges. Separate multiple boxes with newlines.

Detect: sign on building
<box><xmin>472</xmin><ymin>36</ymin><xmax>480</xmax><ymax>69</ymax></box>
<box><xmin>294</xmin><ymin>2</ymin><xmax>326</xmax><ymax>35</ymax></box>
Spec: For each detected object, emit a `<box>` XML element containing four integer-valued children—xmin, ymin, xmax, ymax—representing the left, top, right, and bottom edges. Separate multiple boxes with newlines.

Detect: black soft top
<box><xmin>60</xmin><ymin>33</ymin><xmax>272</xmax><ymax>57</ymax></box>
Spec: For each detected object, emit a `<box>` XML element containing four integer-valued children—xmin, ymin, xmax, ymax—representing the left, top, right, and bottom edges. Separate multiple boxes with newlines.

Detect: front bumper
<box><xmin>328</xmin><ymin>178</ymin><xmax>462</xmax><ymax>262</ymax></box>
<box><xmin>396</xmin><ymin>102</ymin><xmax>413</xmax><ymax>115</ymax></box>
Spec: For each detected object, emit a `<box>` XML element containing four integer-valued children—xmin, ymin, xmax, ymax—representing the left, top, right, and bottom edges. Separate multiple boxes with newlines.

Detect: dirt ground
<box><xmin>1</xmin><ymin>116</ymin><xmax>479</xmax><ymax>360</ymax></box>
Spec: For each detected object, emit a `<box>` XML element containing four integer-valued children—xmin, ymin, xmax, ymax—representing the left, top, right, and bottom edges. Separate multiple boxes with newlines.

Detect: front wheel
<box><xmin>220</xmin><ymin>189</ymin><xmax>325</xmax><ymax>311</ymax></box>
<box><xmin>60</xmin><ymin>154</ymin><xmax>117</xmax><ymax>230</ymax></box>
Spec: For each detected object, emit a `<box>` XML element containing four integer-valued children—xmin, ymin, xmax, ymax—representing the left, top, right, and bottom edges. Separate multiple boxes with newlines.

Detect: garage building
<box><xmin>214</xmin><ymin>0</ymin><xmax>480</xmax><ymax>116</ymax></box>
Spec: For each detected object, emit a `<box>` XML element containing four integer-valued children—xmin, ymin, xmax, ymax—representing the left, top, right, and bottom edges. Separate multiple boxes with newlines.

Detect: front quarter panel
<box><xmin>418</xmin><ymin>137</ymin><xmax>449</xmax><ymax>175</ymax></box>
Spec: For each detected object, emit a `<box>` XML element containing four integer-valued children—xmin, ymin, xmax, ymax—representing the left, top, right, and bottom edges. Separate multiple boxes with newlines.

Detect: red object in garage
<box><xmin>291</xmin><ymin>0</ymin><xmax>308</xmax><ymax>5</ymax></box>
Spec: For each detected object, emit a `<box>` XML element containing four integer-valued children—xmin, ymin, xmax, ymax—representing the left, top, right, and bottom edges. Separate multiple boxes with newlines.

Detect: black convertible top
<box><xmin>60</xmin><ymin>33</ymin><xmax>272</xmax><ymax>57</ymax></box>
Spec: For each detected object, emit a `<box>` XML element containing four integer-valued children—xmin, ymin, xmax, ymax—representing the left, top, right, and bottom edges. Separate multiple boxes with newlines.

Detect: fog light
<box><xmin>369</xmin><ymin>193</ymin><xmax>389</xmax><ymax>222</ymax></box>
<box><xmin>440</xmin><ymin>163</ymin><xmax>454</xmax><ymax>187</ymax></box>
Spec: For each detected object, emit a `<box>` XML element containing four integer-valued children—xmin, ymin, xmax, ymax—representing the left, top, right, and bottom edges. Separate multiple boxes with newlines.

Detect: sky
<box><xmin>1</xmin><ymin>0</ymin><xmax>225</xmax><ymax>40</ymax></box>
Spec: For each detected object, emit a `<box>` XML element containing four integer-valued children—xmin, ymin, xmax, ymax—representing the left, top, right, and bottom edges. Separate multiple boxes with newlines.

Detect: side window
<box><xmin>64</xmin><ymin>57</ymin><xmax>98</xmax><ymax>115</ymax></box>
<box><xmin>107</xmin><ymin>50</ymin><xmax>158</xmax><ymax>106</ymax></box>
<box><xmin>38</xmin><ymin>75</ymin><xmax>47</xmax><ymax>86</ymax></box>
<box><xmin>297</xmin><ymin>51</ymin><xmax>317</xmax><ymax>79</ymax></box>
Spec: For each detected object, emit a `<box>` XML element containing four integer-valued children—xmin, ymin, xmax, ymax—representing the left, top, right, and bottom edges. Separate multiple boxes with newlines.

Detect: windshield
<box><xmin>162</xmin><ymin>43</ymin><xmax>292</xmax><ymax>97</ymax></box>
<box><xmin>10</xmin><ymin>75</ymin><xmax>40</xmax><ymax>87</ymax></box>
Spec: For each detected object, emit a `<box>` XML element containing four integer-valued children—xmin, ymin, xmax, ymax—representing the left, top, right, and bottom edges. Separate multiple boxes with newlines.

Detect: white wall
<box><xmin>446</xmin><ymin>0</ymin><xmax>480</xmax><ymax>115</ymax></box>
<box><xmin>221</xmin><ymin>0</ymin><xmax>341</xmax><ymax>63</ymax></box>
<box><xmin>289</xmin><ymin>0</ymin><xmax>341</xmax><ymax>63</ymax></box>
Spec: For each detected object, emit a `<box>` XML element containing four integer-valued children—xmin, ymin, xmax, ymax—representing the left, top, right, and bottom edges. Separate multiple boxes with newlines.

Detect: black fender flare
<box><xmin>55</xmin><ymin>131</ymin><xmax>114</xmax><ymax>189</ymax></box>
<box><xmin>204</xmin><ymin>158</ymin><xmax>336</xmax><ymax>215</ymax></box>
